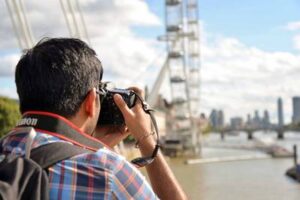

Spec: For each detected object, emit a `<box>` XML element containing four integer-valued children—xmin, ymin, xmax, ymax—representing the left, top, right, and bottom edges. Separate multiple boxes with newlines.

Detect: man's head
<box><xmin>15</xmin><ymin>38</ymin><xmax>103</xmax><ymax>133</ymax></box>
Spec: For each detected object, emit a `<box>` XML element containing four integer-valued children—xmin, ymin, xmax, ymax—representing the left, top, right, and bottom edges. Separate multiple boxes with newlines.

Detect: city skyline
<box><xmin>0</xmin><ymin>0</ymin><xmax>300</xmax><ymax>123</ymax></box>
<box><xmin>210</xmin><ymin>96</ymin><xmax>300</xmax><ymax>126</ymax></box>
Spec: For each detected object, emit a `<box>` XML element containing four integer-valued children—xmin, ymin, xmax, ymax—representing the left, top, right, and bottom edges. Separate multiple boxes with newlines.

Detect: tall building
<box><xmin>292</xmin><ymin>97</ymin><xmax>300</xmax><ymax>124</ymax></box>
<box><xmin>246</xmin><ymin>114</ymin><xmax>252</xmax><ymax>127</ymax></box>
<box><xmin>263</xmin><ymin>110</ymin><xmax>270</xmax><ymax>129</ymax></box>
<box><xmin>209</xmin><ymin>109</ymin><xmax>224</xmax><ymax>129</ymax></box>
<box><xmin>209</xmin><ymin>109</ymin><xmax>218</xmax><ymax>128</ymax></box>
<box><xmin>277</xmin><ymin>97</ymin><xmax>284</xmax><ymax>127</ymax></box>
<box><xmin>217</xmin><ymin>110</ymin><xmax>224</xmax><ymax>128</ymax></box>
<box><xmin>253</xmin><ymin>110</ymin><xmax>261</xmax><ymax>128</ymax></box>
<box><xmin>230</xmin><ymin>117</ymin><xmax>243</xmax><ymax>130</ymax></box>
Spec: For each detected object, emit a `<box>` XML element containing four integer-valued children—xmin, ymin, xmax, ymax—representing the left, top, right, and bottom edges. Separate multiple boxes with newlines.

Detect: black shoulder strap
<box><xmin>30</xmin><ymin>142</ymin><xmax>92</xmax><ymax>169</ymax></box>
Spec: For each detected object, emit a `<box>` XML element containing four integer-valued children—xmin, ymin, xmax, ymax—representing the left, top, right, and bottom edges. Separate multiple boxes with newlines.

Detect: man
<box><xmin>0</xmin><ymin>38</ymin><xmax>187</xmax><ymax>199</ymax></box>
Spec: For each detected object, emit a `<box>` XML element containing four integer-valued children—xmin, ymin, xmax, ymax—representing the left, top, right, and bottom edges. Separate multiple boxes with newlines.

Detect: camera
<box><xmin>97</xmin><ymin>88</ymin><xmax>137</xmax><ymax>126</ymax></box>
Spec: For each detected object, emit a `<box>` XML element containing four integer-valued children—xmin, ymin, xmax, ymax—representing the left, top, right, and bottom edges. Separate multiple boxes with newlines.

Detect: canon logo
<box><xmin>17</xmin><ymin>118</ymin><xmax>38</xmax><ymax>127</ymax></box>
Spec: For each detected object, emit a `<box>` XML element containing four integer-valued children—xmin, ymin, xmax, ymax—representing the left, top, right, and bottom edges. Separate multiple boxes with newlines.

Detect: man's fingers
<box><xmin>114</xmin><ymin>94</ymin><xmax>133</xmax><ymax>118</ymax></box>
<box><xmin>127</xmin><ymin>86</ymin><xmax>144</xmax><ymax>110</ymax></box>
<box><xmin>128</xmin><ymin>86</ymin><xmax>144</xmax><ymax>98</ymax></box>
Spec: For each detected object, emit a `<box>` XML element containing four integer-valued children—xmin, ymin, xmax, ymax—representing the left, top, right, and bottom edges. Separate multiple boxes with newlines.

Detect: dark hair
<box><xmin>15</xmin><ymin>38</ymin><xmax>103</xmax><ymax>117</ymax></box>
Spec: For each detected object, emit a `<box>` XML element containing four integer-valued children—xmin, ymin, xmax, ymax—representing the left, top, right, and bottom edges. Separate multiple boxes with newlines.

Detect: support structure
<box><xmin>186</xmin><ymin>0</ymin><xmax>201</xmax><ymax>117</ymax></box>
<box><xmin>5</xmin><ymin>0</ymin><xmax>34</xmax><ymax>49</ymax></box>
<box><xmin>185</xmin><ymin>0</ymin><xmax>202</xmax><ymax>153</ymax></box>
<box><xmin>162</xmin><ymin>0</ymin><xmax>201</xmax><ymax>155</ymax></box>
<box><xmin>59</xmin><ymin>0</ymin><xmax>90</xmax><ymax>44</ymax></box>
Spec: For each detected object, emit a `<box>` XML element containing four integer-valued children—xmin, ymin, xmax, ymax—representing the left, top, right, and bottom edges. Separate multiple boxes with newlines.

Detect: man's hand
<box><xmin>93</xmin><ymin>125</ymin><xmax>130</xmax><ymax>148</ymax></box>
<box><xmin>113</xmin><ymin>87</ymin><xmax>153</xmax><ymax>142</ymax></box>
<box><xmin>93</xmin><ymin>87</ymin><xmax>150</xmax><ymax>148</ymax></box>
<box><xmin>114</xmin><ymin>87</ymin><xmax>188</xmax><ymax>200</ymax></box>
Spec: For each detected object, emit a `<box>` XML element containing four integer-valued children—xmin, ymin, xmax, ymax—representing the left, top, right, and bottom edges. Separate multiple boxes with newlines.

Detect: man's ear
<box><xmin>84</xmin><ymin>88</ymin><xmax>98</xmax><ymax>117</ymax></box>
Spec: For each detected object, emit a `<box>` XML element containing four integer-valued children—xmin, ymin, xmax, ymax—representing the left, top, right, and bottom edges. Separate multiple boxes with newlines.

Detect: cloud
<box><xmin>0</xmin><ymin>87</ymin><xmax>18</xmax><ymax>99</ymax></box>
<box><xmin>293</xmin><ymin>35</ymin><xmax>300</xmax><ymax>50</ymax></box>
<box><xmin>285</xmin><ymin>21</ymin><xmax>300</xmax><ymax>31</ymax></box>
<box><xmin>79</xmin><ymin>0</ymin><xmax>164</xmax><ymax>87</ymax></box>
<box><xmin>0</xmin><ymin>0</ymin><xmax>163</xmax><ymax>83</ymax></box>
<box><xmin>284</xmin><ymin>21</ymin><xmax>300</xmax><ymax>51</ymax></box>
<box><xmin>81</xmin><ymin>0</ymin><xmax>161</xmax><ymax>29</ymax></box>
<box><xmin>201</xmin><ymin>35</ymin><xmax>300</xmax><ymax>123</ymax></box>
<box><xmin>0</xmin><ymin>53</ymin><xmax>20</xmax><ymax>76</ymax></box>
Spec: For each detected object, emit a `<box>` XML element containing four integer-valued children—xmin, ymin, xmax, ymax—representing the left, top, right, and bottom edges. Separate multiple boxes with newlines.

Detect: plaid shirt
<box><xmin>0</xmin><ymin>130</ymin><xmax>158</xmax><ymax>200</ymax></box>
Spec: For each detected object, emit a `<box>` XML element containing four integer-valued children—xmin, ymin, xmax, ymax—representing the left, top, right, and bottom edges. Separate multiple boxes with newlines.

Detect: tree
<box><xmin>0</xmin><ymin>96</ymin><xmax>21</xmax><ymax>137</ymax></box>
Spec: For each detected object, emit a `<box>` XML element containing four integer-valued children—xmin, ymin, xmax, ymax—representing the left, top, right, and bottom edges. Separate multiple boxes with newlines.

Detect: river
<box><xmin>167</xmin><ymin>131</ymin><xmax>300</xmax><ymax>200</ymax></box>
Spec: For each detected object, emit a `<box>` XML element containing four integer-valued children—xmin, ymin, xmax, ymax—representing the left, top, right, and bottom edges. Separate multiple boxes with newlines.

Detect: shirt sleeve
<box><xmin>109</xmin><ymin>155</ymin><xmax>158</xmax><ymax>199</ymax></box>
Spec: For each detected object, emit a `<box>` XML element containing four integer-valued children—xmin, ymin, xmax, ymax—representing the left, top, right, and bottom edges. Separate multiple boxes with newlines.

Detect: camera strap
<box><xmin>134</xmin><ymin>93</ymin><xmax>160</xmax><ymax>155</ymax></box>
<box><xmin>15</xmin><ymin>99</ymin><xmax>161</xmax><ymax>167</ymax></box>
<box><xmin>126</xmin><ymin>92</ymin><xmax>161</xmax><ymax>167</ymax></box>
<box><xmin>15</xmin><ymin>111</ymin><xmax>105</xmax><ymax>151</ymax></box>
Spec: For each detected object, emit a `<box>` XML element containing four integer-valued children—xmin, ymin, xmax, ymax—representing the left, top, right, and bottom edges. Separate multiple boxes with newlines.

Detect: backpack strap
<box><xmin>30</xmin><ymin>142</ymin><xmax>92</xmax><ymax>169</ymax></box>
<box><xmin>25</xmin><ymin>127</ymin><xmax>36</xmax><ymax>159</ymax></box>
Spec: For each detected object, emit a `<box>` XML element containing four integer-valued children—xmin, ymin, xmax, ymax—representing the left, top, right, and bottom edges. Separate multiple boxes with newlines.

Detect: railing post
<box><xmin>247</xmin><ymin>130</ymin><xmax>253</xmax><ymax>140</ymax></box>
<box><xmin>277</xmin><ymin>128</ymin><xmax>284</xmax><ymax>140</ymax></box>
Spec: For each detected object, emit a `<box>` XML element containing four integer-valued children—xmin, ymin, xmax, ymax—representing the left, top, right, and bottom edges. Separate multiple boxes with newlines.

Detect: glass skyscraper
<box><xmin>277</xmin><ymin>97</ymin><xmax>284</xmax><ymax>127</ymax></box>
<box><xmin>292</xmin><ymin>97</ymin><xmax>300</xmax><ymax>124</ymax></box>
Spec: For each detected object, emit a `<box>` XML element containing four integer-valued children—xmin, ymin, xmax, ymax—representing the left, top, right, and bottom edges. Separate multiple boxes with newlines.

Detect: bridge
<box><xmin>214</xmin><ymin>126</ymin><xmax>300</xmax><ymax>140</ymax></box>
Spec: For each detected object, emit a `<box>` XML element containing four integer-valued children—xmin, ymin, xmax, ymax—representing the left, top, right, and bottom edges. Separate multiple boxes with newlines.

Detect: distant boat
<box><xmin>286</xmin><ymin>166</ymin><xmax>300</xmax><ymax>181</ymax></box>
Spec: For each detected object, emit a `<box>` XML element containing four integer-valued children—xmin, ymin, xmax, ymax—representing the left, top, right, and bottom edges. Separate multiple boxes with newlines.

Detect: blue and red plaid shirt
<box><xmin>0</xmin><ymin>127</ymin><xmax>158</xmax><ymax>199</ymax></box>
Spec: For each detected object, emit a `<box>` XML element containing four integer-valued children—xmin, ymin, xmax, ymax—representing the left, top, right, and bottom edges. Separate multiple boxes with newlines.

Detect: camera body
<box><xmin>97</xmin><ymin>88</ymin><xmax>136</xmax><ymax>126</ymax></box>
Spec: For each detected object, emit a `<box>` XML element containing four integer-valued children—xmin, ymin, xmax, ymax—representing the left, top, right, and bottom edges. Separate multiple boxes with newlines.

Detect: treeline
<box><xmin>0</xmin><ymin>96</ymin><xmax>21</xmax><ymax>137</ymax></box>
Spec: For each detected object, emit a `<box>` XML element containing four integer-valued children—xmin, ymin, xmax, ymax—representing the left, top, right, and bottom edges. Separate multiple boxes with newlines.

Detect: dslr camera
<box><xmin>97</xmin><ymin>87</ymin><xmax>137</xmax><ymax>126</ymax></box>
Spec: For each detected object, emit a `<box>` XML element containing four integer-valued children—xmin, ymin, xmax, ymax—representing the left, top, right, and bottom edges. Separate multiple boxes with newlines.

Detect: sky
<box><xmin>0</xmin><ymin>0</ymin><xmax>300</xmax><ymax>124</ymax></box>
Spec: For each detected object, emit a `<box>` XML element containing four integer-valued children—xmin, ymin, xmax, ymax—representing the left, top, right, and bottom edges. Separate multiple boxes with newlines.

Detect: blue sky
<box><xmin>198</xmin><ymin>0</ymin><xmax>300</xmax><ymax>52</ymax></box>
<box><xmin>0</xmin><ymin>0</ymin><xmax>300</xmax><ymax>123</ymax></box>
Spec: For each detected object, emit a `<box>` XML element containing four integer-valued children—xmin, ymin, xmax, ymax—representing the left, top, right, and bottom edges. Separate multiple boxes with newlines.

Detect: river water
<box><xmin>167</xmin><ymin>131</ymin><xmax>300</xmax><ymax>200</ymax></box>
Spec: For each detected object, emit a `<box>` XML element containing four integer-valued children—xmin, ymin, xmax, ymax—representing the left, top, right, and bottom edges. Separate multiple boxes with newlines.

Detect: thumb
<box><xmin>113</xmin><ymin>94</ymin><xmax>133</xmax><ymax>118</ymax></box>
